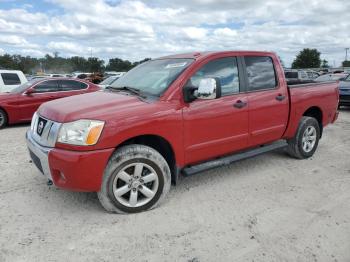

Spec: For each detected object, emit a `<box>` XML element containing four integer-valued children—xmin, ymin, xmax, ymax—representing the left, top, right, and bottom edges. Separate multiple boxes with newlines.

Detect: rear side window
<box><xmin>1</xmin><ymin>73</ymin><xmax>21</xmax><ymax>85</ymax></box>
<box><xmin>33</xmin><ymin>80</ymin><xmax>59</xmax><ymax>93</ymax></box>
<box><xmin>285</xmin><ymin>72</ymin><xmax>298</xmax><ymax>78</ymax></box>
<box><xmin>245</xmin><ymin>56</ymin><xmax>277</xmax><ymax>91</ymax></box>
<box><xmin>189</xmin><ymin>57</ymin><xmax>240</xmax><ymax>95</ymax></box>
<box><xmin>59</xmin><ymin>80</ymin><xmax>88</xmax><ymax>91</ymax></box>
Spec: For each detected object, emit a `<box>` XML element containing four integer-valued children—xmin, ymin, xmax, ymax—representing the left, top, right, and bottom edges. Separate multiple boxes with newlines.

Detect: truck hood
<box><xmin>38</xmin><ymin>91</ymin><xmax>153</xmax><ymax>123</ymax></box>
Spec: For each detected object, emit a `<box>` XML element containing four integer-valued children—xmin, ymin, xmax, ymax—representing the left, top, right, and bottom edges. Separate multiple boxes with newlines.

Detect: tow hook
<box><xmin>47</xmin><ymin>179</ymin><xmax>53</xmax><ymax>186</ymax></box>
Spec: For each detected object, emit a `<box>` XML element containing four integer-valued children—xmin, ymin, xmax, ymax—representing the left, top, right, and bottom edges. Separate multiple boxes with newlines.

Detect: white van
<box><xmin>0</xmin><ymin>70</ymin><xmax>28</xmax><ymax>93</ymax></box>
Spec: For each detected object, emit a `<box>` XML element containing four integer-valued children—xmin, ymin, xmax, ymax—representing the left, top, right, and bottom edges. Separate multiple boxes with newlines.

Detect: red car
<box><xmin>26</xmin><ymin>51</ymin><xmax>339</xmax><ymax>213</ymax></box>
<box><xmin>0</xmin><ymin>78</ymin><xmax>100</xmax><ymax>128</ymax></box>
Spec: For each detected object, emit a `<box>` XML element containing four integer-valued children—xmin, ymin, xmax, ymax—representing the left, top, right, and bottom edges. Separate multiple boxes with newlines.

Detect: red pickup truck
<box><xmin>26</xmin><ymin>51</ymin><xmax>339</xmax><ymax>213</ymax></box>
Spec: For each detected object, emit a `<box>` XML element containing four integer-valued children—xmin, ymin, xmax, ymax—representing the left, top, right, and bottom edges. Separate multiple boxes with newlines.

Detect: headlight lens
<box><xmin>57</xmin><ymin>120</ymin><xmax>105</xmax><ymax>146</ymax></box>
<box><xmin>30</xmin><ymin>112</ymin><xmax>38</xmax><ymax>132</ymax></box>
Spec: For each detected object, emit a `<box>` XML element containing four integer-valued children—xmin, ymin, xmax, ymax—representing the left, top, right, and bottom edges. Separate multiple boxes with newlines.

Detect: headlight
<box><xmin>57</xmin><ymin>120</ymin><xmax>105</xmax><ymax>146</ymax></box>
<box><xmin>30</xmin><ymin>112</ymin><xmax>38</xmax><ymax>132</ymax></box>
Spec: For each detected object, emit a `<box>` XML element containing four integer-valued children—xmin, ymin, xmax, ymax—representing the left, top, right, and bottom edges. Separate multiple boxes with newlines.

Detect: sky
<box><xmin>0</xmin><ymin>0</ymin><xmax>349</xmax><ymax>67</ymax></box>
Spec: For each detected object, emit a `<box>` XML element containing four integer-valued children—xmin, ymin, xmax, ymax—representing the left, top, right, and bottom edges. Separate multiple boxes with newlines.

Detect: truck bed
<box><xmin>283</xmin><ymin>81</ymin><xmax>339</xmax><ymax>138</ymax></box>
<box><xmin>287</xmin><ymin>80</ymin><xmax>337</xmax><ymax>88</ymax></box>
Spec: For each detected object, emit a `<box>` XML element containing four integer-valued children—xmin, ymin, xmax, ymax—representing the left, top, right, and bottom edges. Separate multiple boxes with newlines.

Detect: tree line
<box><xmin>292</xmin><ymin>48</ymin><xmax>350</xmax><ymax>69</ymax></box>
<box><xmin>0</xmin><ymin>52</ymin><xmax>151</xmax><ymax>74</ymax></box>
<box><xmin>1</xmin><ymin>49</ymin><xmax>349</xmax><ymax>73</ymax></box>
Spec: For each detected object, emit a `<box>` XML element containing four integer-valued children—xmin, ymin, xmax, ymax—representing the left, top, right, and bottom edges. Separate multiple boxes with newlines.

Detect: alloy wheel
<box><xmin>112</xmin><ymin>162</ymin><xmax>159</xmax><ymax>208</ymax></box>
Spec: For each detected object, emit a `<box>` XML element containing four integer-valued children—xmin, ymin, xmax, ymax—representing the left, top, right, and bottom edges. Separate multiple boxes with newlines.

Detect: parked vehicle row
<box><xmin>0</xmin><ymin>78</ymin><xmax>100</xmax><ymax>128</ymax></box>
<box><xmin>26</xmin><ymin>51</ymin><xmax>339</xmax><ymax>213</ymax></box>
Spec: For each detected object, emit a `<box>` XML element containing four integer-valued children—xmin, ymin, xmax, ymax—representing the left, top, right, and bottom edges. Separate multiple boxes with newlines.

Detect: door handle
<box><xmin>276</xmin><ymin>94</ymin><xmax>286</xmax><ymax>101</ymax></box>
<box><xmin>233</xmin><ymin>100</ymin><xmax>247</xmax><ymax>109</ymax></box>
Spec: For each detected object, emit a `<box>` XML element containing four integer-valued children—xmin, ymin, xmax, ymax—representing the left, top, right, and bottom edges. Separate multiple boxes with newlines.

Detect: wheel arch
<box><xmin>116</xmin><ymin>134</ymin><xmax>179</xmax><ymax>184</ymax></box>
<box><xmin>302</xmin><ymin>106</ymin><xmax>323</xmax><ymax>138</ymax></box>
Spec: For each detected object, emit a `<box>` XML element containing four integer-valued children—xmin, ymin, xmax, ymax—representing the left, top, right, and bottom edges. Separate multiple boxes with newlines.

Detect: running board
<box><xmin>182</xmin><ymin>140</ymin><xmax>288</xmax><ymax>176</ymax></box>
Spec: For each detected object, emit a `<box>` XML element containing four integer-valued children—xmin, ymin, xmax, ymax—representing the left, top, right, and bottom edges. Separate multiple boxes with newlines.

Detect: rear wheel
<box><xmin>287</xmin><ymin>116</ymin><xmax>320</xmax><ymax>159</ymax></box>
<box><xmin>98</xmin><ymin>144</ymin><xmax>171</xmax><ymax>213</ymax></box>
<box><xmin>0</xmin><ymin>109</ymin><xmax>8</xmax><ymax>129</ymax></box>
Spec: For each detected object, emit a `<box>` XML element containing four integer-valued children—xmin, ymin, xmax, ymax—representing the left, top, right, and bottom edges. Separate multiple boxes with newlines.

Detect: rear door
<box><xmin>243</xmin><ymin>56</ymin><xmax>289</xmax><ymax>146</ymax></box>
<box><xmin>19</xmin><ymin>80</ymin><xmax>60</xmax><ymax>121</ymax></box>
<box><xmin>183</xmin><ymin>56</ymin><xmax>249</xmax><ymax>164</ymax></box>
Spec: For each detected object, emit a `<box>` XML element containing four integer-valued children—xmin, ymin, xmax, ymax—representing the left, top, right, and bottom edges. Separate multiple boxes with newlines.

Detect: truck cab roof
<box><xmin>158</xmin><ymin>50</ymin><xmax>277</xmax><ymax>60</ymax></box>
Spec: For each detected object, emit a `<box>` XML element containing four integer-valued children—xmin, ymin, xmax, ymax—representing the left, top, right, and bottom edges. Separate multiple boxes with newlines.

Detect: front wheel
<box><xmin>98</xmin><ymin>145</ymin><xmax>171</xmax><ymax>213</ymax></box>
<box><xmin>0</xmin><ymin>109</ymin><xmax>8</xmax><ymax>129</ymax></box>
<box><xmin>287</xmin><ymin>116</ymin><xmax>320</xmax><ymax>159</ymax></box>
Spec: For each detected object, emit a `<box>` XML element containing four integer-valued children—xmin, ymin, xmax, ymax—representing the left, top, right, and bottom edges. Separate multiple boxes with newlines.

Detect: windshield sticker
<box><xmin>165</xmin><ymin>62</ymin><xmax>187</xmax><ymax>69</ymax></box>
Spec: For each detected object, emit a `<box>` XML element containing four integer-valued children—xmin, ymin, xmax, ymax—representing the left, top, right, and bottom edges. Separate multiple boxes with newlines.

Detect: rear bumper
<box><xmin>26</xmin><ymin>130</ymin><xmax>114</xmax><ymax>192</ymax></box>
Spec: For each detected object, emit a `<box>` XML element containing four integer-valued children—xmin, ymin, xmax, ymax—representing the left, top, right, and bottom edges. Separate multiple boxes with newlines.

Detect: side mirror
<box><xmin>196</xmin><ymin>77</ymin><xmax>221</xmax><ymax>100</ymax></box>
<box><xmin>25</xmin><ymin>89</ymin><xmax>35</xmax><ymax>95</ymax></box>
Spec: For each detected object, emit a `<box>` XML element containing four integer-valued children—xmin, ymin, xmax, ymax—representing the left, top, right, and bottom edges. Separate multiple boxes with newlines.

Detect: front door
<box><xmin>20</xmin><ymin>80</ymin><xmax>60</xmax><ymax>121</ymax></box>
<box><xmin>183</xmin><ymin>56</ymin><xmax>249</xmax><ymax>164</ymax></box>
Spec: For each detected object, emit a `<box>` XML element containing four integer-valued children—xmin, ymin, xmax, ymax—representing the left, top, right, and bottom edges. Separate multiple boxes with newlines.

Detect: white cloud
<box><xmin>0</xmin><ymin>35</ymin><xmax>27</xmax><ymax>45</ymax></box>
<box><xmin>0</xmin><ymin>0</ymin><xmax>349</xmax><ymax>66</ymax></box>
<box><xmin>47</xmin><ymin>41</ymin><xmax>86</xmax><ymax>55</ymax></box>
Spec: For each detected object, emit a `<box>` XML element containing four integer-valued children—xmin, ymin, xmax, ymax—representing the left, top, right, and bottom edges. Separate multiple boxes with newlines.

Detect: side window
<box><xmin>306</xmin><ymin>72</ymin><xmax>313</xmax><ymax>78</ymax></box>
<box><xmin>33</xmin><ymin>80</ymin><xmax>59</xmax><ymax>93</ymax></box>
<box><xmin>59</xmin><ymin>80</ymin><xmax>88</xmax><ymax>91</ymax></box>
<box><xmin>244</xmin><ymin>56</ymin><xmax>277</xmax><ymax>91</ymax></box>
<box><xmin>1</xmin><ymin>73</ymin><xmax>21</xmax><ymax>85</ymax></box>
<box><xmin>300</xmin><ymin>71</ymin><xmax>308</xmax><ymax>79</ymax></box>
<box><xmin>189</xmin><ymin>57</ymin><xmax>240</xmax><ymax>95</ymax></box>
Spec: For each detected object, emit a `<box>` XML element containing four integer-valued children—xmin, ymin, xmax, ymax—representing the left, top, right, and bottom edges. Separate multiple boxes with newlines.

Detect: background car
<box><xmin>284</xmin><ymin>69</ymin><xmax>318</xmax><ymax>84</ymax></box>
<box><xmin>98</xmin><ymin>75</ymin><xmax>120</xmax><ymax>89</ymax></box>
<box><xmin>0</xmin><ymin>70</ymin><xmax>28</xmax><ymax>93</ymax></box>
<box><xmin>314</xmin><ymin>73</ymin><xmax>349</xmax><ymax>82</ymax></box>
<box><xmin>339</xmin><ymin>74</ymin><xmax>350</xmax><ymax>107</ymax></box>
<box><xmin>103</xmin><ymin>71</ymin><xmax>125</xmax><ymax>79</ymax></box>
<box><xmin>0</xmin><ymin>78</ymin><xmax>100</xmax><ymax>128</ymax></box>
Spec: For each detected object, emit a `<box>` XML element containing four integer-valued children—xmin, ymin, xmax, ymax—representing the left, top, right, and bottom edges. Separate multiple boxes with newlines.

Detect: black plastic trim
<box><xmin>182</xmin><ymin>140</ymin><xmax>288</xmax><ymax>176</ymax></box>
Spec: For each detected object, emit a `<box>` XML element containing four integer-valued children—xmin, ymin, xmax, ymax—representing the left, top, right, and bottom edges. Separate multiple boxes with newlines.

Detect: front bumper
<box><xmin>26</xmin><ymin>130</ymin><xmax>114</xmax><ymax>192</ymax></box>
<box><xmin>339</xmin><ymin>94</ymin><xmax>350</xmax><ymax>106</ymax></box>
<box><xmin>26</xmin><ymin>130</ymin><xmax>52</xmax><ymax>179</ymax></box>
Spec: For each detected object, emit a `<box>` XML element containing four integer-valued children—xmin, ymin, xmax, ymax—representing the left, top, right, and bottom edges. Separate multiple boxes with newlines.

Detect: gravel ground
<box><xmin>0</xmin><ymin>109</ymin><xmax>350</xmax><ymax>262</ymax></box>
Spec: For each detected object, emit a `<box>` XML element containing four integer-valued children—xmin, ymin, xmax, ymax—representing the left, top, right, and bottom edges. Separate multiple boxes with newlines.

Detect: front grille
<box><xmin>31</xmin><ymin>113</ymin><xmax>61</xmax><ymax>147</ymax></box>
<box><xmin>29</xmin><ymin>149</ymin><xmax>44</xmax><ymax>174</ymax></box>
<box><xmin>340</xmin><ymin>95</ymin><xmax>350</xmax><ymax>101</ymax></box>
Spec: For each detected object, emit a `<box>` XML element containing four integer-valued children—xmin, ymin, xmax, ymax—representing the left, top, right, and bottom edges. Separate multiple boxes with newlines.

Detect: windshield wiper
<box><xmin>106</xmin><ymin>86</ymin><xmax>146</xmax><ymax>98</ymax></box>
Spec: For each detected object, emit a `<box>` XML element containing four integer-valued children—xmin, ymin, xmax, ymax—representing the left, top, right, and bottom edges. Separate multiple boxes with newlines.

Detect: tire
<box><xmin>98</xmin><ymin>144</ymin><xmax>171</xmax><ymax>213</ymax></box>
<box><xmin>0</xmin><ymin>109</ymin><xmax>8</xmax><ymax>129</ymax></box>
<box><xmin>287</xmin><ymin>116</ymin><xmax>320</xmax><ymax>159</ymax></box>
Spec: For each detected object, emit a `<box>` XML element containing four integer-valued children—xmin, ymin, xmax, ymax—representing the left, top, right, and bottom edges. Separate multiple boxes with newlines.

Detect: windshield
<box><xmin>100</xmin><ymin>76</ymin><xmax>119</xmax><ymax>85</ymax></box>
<box><xmin>110</xmin><ymin>58</ymin><xmax>193</xmax><ymax>96</ymax></box>
<box><xmin>8</xmin><ymin>79</ymin><xmax>41</xmax><ymax>93</ymax></box>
